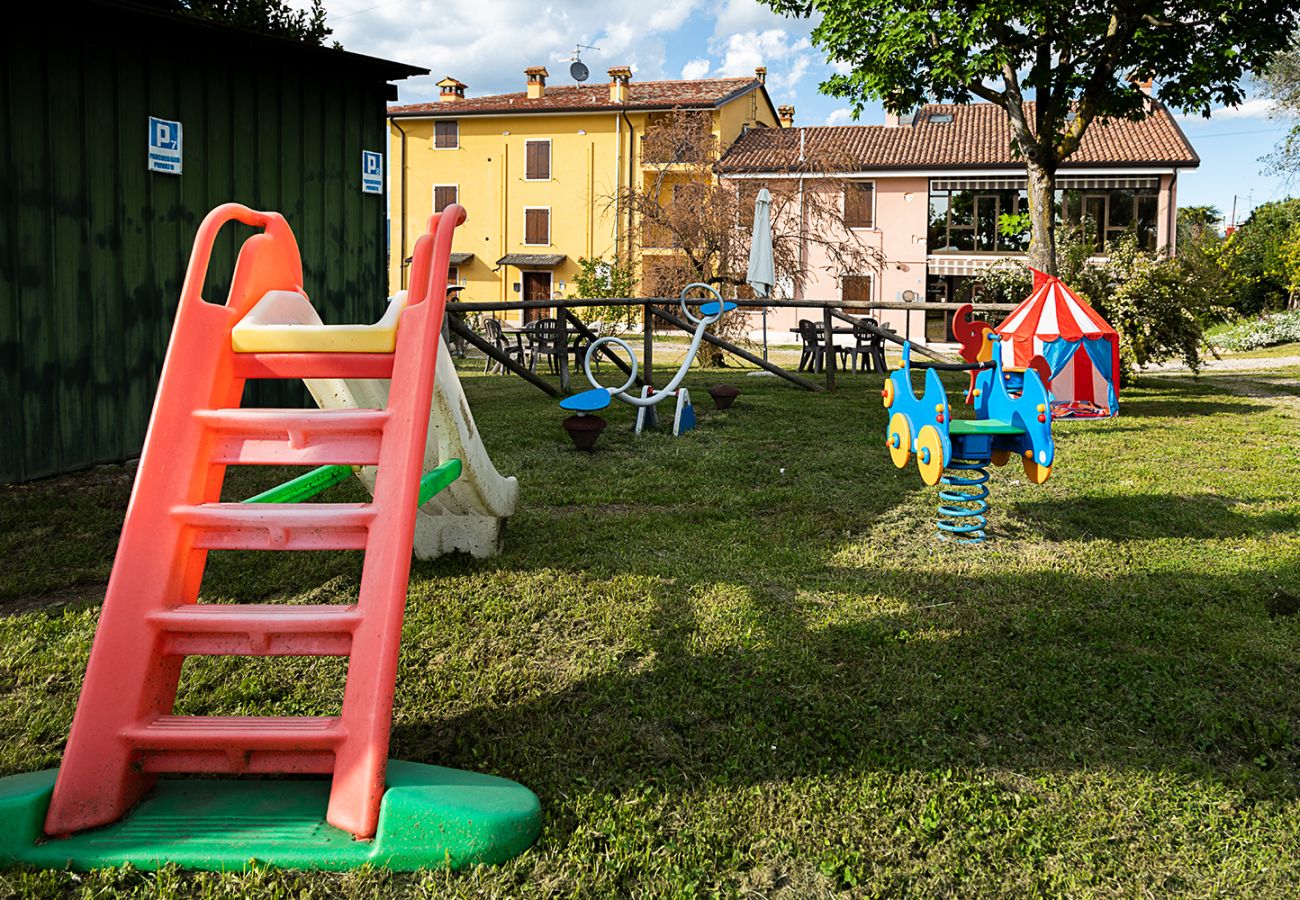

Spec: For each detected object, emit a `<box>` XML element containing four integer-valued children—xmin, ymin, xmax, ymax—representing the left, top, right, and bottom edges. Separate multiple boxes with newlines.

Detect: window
<box><xmin>525</xmin><ymin>140</ymin><xmax>551</xmax><ymax>180</ymax></box>
<box><xmin>434</xmin><ymin>120</ymin><xmax>458</xmax><ymax>149</ymax></box>
<box><xmin>524</xmin><ymin>207</ymin><xmax>549</xmax><ymax>245</ymax></box>
<box><xmin>841</xmin><ymin>274</ymin><xmax>874</xmax><ymax>314</ymax></box>
<box><xmin>844</xmin><ymin>182</ymin><xmax>874</xmax><ymax>228</ymax></box>
<box><xmin>1058</xmin><ymin>187</ymin><xmax>1159</xmax><ymax>252</ymax></box>
<box><xmin>447</xmin><ymin>266</ymin><xmax>459</xmax><ymax>286</ymax></box>
<box><xmin>927</xmin><ymin>188</ymin><xmax>1025</xmax><ymax>252</ymax></box>
<box><xmin>433</xmin><ymin>185</ymin><xmax>458</xmax><ymax>213</ymax></box>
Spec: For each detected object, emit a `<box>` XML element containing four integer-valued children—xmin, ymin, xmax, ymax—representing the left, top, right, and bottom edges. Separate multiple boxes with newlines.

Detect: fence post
<box><xmin>643</xmin><ymin>302</ymin><xmax>654</xmax><ymax>388</ymax></box>
<box><xmin>822</xmin><ymin>305</ymin><xmax>836</xmax><ymax>391</ymax></box>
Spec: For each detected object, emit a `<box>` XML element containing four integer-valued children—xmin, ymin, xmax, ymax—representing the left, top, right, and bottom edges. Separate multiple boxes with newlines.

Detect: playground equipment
<box><xmin>559</xmin><ymin>283</ymin><xmax>737</xmax><ymax>439</ymax></box>
<box><xmin>0</xmin><ymin>204</ymin><xmax>539</xmax><ymax>871</ymax></box>
<box><xmin>883</xmin><ymin>336</ymin><xmax>1055</xmax><ymax>542</ymax></box>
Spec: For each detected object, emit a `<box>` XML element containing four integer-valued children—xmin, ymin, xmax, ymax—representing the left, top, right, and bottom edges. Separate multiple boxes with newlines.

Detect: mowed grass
<box><xmin>1</xmin><ymin>359</ymin><xmax>1298</xmax><ymax>897</ymax></box>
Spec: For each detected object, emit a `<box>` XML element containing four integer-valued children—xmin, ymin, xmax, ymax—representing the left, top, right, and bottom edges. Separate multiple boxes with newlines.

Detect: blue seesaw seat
<box><xmin>560</xmin><ymin>388</ymin><xmax>614</xmax><ymax>412</ymax></box>
<box><xmin>699</xmin><ymin>300</ymin><xmax>738</xmax><ymax>316</ymax></box>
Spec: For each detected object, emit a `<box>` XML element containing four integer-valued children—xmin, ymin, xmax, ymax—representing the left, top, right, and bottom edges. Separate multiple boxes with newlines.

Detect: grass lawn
<box><xmin>1</xmin><ymin>360</ymin><xmax>1298</xmax><ymax>897</ymax></box>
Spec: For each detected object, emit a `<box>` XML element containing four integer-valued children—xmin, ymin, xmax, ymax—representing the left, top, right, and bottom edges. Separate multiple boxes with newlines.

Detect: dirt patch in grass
<box><xmin>0</xmin><ymin>581</ymin><xmax>106</xmax><ymax>618</ymax></box>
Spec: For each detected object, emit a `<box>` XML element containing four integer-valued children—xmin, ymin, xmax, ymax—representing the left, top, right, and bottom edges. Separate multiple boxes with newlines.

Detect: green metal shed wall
<box><xmin>1</xmin><ymin>11</ymin><xmax>403</xmax><ymax>482</ymax></box>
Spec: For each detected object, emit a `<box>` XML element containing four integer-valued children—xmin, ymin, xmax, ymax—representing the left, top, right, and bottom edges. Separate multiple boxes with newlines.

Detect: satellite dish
<box><xmin>570</xmin><ymin>60</ymin><xmax>589</xmax><ymax>82</ymax></box>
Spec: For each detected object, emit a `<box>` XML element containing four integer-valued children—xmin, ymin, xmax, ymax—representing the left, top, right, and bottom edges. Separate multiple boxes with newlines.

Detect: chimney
<box><xmin>755</xmin><ymin>66</ymin><xmax>767</xmax><ymax>85</ymax></box>
<box><xmin>525</xmin><ymin>66</ymin><xmax>548</xmax><ymax>100</ymax></box>
<box><xmin>437</xmin><ymin>76</ymin><xmax>466</xmax><ymax>103</ymax></box>
<box><xmin>778</xmin><ymin>105</ymin><xmax>795</xmax><ymax>128</ymax></box>
<box><xmin>608</xmin><ymin>66</ymin><xmax>632</xmax><ymax>104</ymax></box>
<box><xmin>1135</xmin><ymin>76</ymin><xmax>1153</xmax><ymax>96</ymax></box>
<box><xmin>883</xmin><ymin>109</ymin><xmax>901</xmax><ymax>127</ymax></box>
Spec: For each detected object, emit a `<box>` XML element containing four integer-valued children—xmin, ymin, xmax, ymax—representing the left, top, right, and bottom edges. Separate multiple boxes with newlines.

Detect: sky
<box><xmin>299</xmin><ymin>0</ymin><xmax>1298</xmax><ymax>225</ymax></box>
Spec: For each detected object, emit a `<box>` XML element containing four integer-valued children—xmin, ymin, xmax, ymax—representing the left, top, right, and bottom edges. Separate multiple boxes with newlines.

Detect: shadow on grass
<box><xmin>1012</xmin><ymin>493</ymin><xmax>1300</xmax><ymax>541</ymax></box>
<box><xmin>1116</xmin><ymin>397</ymin><xmax>1268</xmax><ymax>418</ymax></box>
<box><xmin>390</xmin><ymin>559</ymin><xmax>1300</xmax><ymax>828</ymax></box>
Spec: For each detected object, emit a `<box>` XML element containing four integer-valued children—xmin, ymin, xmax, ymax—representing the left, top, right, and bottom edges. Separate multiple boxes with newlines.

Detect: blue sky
<box><xmin>305</xmin><ymin>0</ymin><xmax>1297</xmax><ymax>223</ymax></box>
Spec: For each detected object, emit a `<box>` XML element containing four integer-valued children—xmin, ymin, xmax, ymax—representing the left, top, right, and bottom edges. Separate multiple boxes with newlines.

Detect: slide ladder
<box><xmin>43</xmin><ymin>202</ymin><xmax>467</xmax><ymax>840</ymax></box>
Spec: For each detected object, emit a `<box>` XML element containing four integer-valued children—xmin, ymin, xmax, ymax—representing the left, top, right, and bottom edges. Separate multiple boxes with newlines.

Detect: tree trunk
<box><xmin>1025</xmin><ymin>163</ymin><xmax>1058</xmax><ymax>275</ymax></box>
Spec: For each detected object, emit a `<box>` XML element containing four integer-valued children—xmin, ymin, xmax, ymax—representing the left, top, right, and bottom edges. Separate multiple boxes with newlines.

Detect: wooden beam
<box><xmin>446</xmin><ymin>317</ymin><xmax>561</xmax><ymax>398</ymax></box>
<box><xmin>648</xmin><ymin>307</ymin><xmax>825</xmax><ymax>392</ymax></box>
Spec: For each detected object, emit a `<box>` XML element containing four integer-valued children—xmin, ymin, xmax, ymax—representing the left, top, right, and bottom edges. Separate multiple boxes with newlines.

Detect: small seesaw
<box><xmin>882</xmin><ymin>335</ymin><xmax>1055</xmax><ymax>542</ymax></box>
<box><xmin>559</xmin><ymin>283</ymin><xmax>736</xmax><ymax>446</ymax></box>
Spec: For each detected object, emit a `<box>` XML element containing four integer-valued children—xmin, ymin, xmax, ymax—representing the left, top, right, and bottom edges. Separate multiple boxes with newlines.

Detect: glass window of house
<box><xmin>1136</xmin><ymin>194</ymin><xmax>1159</xmax><ymax>250</ymax></box>
<box><xmin>928</xmin><ymin>193</ymin><xmax>949</xmax><ymax>249</ymax></box>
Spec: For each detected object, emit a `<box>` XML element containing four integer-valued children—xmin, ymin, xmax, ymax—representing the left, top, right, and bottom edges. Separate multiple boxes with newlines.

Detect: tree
<box><xmin>571</xmin><ymin>256</ymin><xmax>640</xmax><ymax>332</ymax></box>
<box><xmin>1260</xmin><ymin>33</ymin><xmax>1300</xmax><ymax>174</ymax></box>
<box><xmin>616</xmin><ymin>109</ymin><xmax>881</xmax><ymax>363</ymax></box>
<box><xmin>137</xmin><ymin>0</ymin><xmax>334</xmax><ymax>45</ymax></box>
<box><xmin>1178</xmin><ymin>205</ymin><xmax>1222</xmax><ymax>246</ymax></box>
<box><xmin>1228</xmin><ymin>198</ymin><xmax>1300</xmax><ymax>314</ymax></box>
<box><xmin>762</xmin><ymin>0</ymin><xmax>1300</xmax><ymax>274</ymax></box>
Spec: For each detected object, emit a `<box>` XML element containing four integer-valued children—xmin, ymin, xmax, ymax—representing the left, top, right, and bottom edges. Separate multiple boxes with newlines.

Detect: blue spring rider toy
<box><xmin>882</xmin><ymin>335</ymin><xmax>1055</xmax><ymax>542</ymax></box>
<box><xmin>560</xmin><ymin>283</ymin><xmax>736</xmax><ymax>436</ymax></box>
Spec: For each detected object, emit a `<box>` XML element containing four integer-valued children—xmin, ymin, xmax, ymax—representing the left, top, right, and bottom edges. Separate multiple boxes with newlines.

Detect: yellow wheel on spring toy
<box><xmin>1022</xmin><ymin>457</ymin><xmax>1052</xmax><ymax>484</ymax></box>
<box><xmin>916</xmin><ymin>425</ymin><xmax>945</xmax><ymax>486</ymax></box>
<box><xmin>887</xmin><ymin>412</ymin><xmax>912</xmax><ymax>469</ymax></box>
<box><xmin>990</xmin><ymin>449</ymin><xmax>1011</xmax><ymax>467</ymax></box>
<box><xmin>881</xmin><ymin>379</ymin><xmax>896</xmax><ymax>409</ymax></box>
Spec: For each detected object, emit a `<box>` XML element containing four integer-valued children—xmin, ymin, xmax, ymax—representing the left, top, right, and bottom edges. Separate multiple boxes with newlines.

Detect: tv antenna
<box><xmin>567</xmin><ymin>44</ymin><xmax>600</xmax><ymax>82</ymax></box>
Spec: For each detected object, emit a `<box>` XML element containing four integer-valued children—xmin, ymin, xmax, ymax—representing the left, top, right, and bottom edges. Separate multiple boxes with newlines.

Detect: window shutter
<box><xmin>433</xmin><ymin>185</ymin><xmax>457</xmax><ymax>212</ymax></box>
<box><xmin>844</xmin><ymin>183</ymin><xmax>874</xmax><ymax>228</ymax></box>
<box><xmin>525</xmin><ymin>209</ymin><xmax>549</xmax><ymax>244</ymax></box>
<box><xmin>842</xmin><ymin>275</ymin><xmax>872</xmax><ymax>313</ymax></box>
<box><xmin>526</xmin><ymin>141</ymin><xmax>550</xmax><ymax>179</ymax></box>
<box><xmin>435</xmin><ymin>121</ymin><xmax>458</xmax><ymax>149</ymax></box>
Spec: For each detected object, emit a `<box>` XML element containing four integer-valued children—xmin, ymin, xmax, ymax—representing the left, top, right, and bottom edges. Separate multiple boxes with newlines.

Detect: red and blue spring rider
<box><xmin>882</xmin><ymin>336</ymin><xmax>1055</xmax><ymax>542</ymax></box>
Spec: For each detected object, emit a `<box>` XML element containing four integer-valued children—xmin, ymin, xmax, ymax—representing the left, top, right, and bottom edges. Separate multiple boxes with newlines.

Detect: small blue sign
<box><xmin>147</xmin><ymin>116</ymin><xmax>182</xmax><ymax>174</ymax></box>
<box><xmin>362</xmin><ymin>150</ymin><xmax>383</xmax><ymax>194</ymax></box>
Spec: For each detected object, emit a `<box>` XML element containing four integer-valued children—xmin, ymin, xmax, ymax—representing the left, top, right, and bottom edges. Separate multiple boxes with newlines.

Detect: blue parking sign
<box><xmin>148</xmin><ymin>116</ymin><xmax>182</xmax><ymax>174</ymax></box>
<box><xmin>362</xmin><ymin>150</ymin><xmax>383</xmax><ymax>194</ymax></box>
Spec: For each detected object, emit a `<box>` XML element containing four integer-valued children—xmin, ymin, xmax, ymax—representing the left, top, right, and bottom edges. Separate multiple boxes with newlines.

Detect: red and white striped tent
<box><xmin>996</xmin><ymin>270</ymin><xmax>1120</xmax><ymax>417</ymax></box>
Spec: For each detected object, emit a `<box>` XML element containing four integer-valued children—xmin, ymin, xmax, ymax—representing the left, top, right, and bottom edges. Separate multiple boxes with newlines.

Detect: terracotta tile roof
<box><xmin>717</xmin><ymin>101</ymin><xmax>1199</xmax><ymax>172</ymax></box>
<box><xmin>390</xmin><ymin>77</ymin><xmax>759</xmax><ymax>117</ymax></box>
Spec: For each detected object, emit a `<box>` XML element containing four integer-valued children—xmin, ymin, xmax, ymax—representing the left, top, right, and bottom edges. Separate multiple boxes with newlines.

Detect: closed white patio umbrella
<box><xmin>745</xmin><ymin>187</ymin><xmax>774</xmax><ymax>359</ymax></box>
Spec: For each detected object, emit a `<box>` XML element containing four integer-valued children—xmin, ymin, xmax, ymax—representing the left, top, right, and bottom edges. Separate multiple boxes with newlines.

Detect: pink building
<box><xmin>717</xmin><ymin>101</ymin><xmax>1199</xmax><ymax>346</ymax></box>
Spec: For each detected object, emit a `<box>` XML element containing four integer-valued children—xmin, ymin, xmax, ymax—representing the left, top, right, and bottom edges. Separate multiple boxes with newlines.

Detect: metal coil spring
<box><xmin>936</xmin><ymin>459</ymin><xmax>990</xmax><ymax>544</ymax></box>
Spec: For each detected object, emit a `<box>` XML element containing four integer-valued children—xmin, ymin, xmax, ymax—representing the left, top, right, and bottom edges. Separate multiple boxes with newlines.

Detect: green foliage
<box><xmin>1225</xmin><ymin>198</ymin><xmax>1300</xmax><ymax>316</ymax></box>
<box><xmin>1057</xmin><ymin>231</ymin><xmax>1223</xmax><ymax>379</ymax></box>
<box><xmin>137</xmin><ymin>0</ymin><xmax>334</xmax><ymax>45</ymax></box>
<box><xmin>972</xmin><ymin>260</ymin><xmax>1033</xmax><ymax>306</ymax></box>
<box><xmin>1260</xmin><ymin>33</ymin><xmax>1300</xmax><ymax>173</ymax></box>
<box><xmin>570</xmin><ymin>256</ymin><xmax>640</xmax><ymax>333</ymax></box>
<box><xmin>1212</xmin><ymin>310</ymin><xmax>1300</xmax><ymax>351</ymax></box>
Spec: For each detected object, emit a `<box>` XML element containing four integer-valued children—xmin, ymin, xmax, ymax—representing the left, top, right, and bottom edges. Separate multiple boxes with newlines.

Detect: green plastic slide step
<box><xmin>241</xmin><ymin>459</ymin><xmax>463</xmax><ymax>507</ymax></box>
<box><xmin>0</xmin><ymin>761</ymin><xmax>540</xmax><ymax>872</ymax></box>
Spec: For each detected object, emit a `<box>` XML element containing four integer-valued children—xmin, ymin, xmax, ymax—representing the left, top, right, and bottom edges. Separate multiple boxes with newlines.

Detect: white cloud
<box><xmin>305</xmin><ymin>0</ymin><xmax>697</xmax><ymax>103</ymax></box>
<box><xmin>825</xmin><ymin>107</ymin><xmax>854</xmax><ymax>126</ymax></box>
<box><xmin>681</xmin><ymin>58</ymin><xmax>711</xmax><ymax>80</ymax></box>
<box><xmin>1190</xmin><ymin>98</ymin><xmax>1283</xmax><ymax>121</ymax></box>
<box><xmin>711</xmin><ymin>29</ymin><xmax>815</xmax><ymax>100</ymax></box>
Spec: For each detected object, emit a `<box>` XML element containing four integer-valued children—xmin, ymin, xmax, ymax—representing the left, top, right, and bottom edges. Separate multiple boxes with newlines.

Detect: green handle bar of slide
<box><xmin>243</xmin><ymin>458</ymin><xmax>463</xmax><ymax>507</ymax></box>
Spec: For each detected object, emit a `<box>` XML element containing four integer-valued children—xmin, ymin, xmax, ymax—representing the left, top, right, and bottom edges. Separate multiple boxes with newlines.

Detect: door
<box><xmin>522</xmin><ymin>272</ymin><xmax>552</xmax><ymax>322</ymax></box>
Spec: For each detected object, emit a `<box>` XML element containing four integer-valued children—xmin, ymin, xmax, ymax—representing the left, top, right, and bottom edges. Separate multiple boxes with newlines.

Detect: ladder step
<box><xmin>125</xmin><ymin>715</ymin><xmax>345</xmax><ymax>776</ymax></box>
<box><xmin>149</xmin><ymin>604</ymin><xmax>361</xmax><ymax>656</ymax></box>
<box><xmin>196</xmin><ymin>408</ymin><xmax>389</xmax><ymax>465</ymax></box>
<box><xmin>232</xmin><ymin>352</ymin><xmax>394</xmax><ymax>381</ymax></box>
<box><xmin>173</xmin><ymin>503</ymin><xmax>375</xmax><ymax>550</ymax></box>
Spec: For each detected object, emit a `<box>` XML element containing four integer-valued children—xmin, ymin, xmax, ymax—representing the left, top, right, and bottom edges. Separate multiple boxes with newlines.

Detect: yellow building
<box><xmin>387</xmin><ymin>66</ymin><xmax>782</xmax><ymax>321</ymax></box>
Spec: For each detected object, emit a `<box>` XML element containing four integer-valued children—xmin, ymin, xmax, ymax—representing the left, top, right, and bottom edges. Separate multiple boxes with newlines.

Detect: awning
<box><xmin>931</xmin><ymin>176</ymin><xmax>1159</xmax><ymax>192</ymax></box>
<box><xmin>927</xmin><ymin>255</ymin><xmax>1005</xmax><ymax>277</ymax></box>
<box><xmin>496</xmin><ymin>253</ymin><xmax>566</xmax><ymax>267</ymax></box>
<box><xmin>449</xmin><ymin>252</ymin><xmax>474</xmax><ymax>265</ymax></box>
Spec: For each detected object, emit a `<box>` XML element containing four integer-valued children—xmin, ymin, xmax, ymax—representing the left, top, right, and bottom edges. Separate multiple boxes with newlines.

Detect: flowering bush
<box><xmin>1212</xmin><ymin>310</ymin><xmax>1300</xmax><ymax>351</ymax></box>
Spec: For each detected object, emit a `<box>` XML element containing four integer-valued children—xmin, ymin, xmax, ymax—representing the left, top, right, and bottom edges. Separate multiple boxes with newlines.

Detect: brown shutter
<box><xmin>526</xmin><ymin>141</ymin><xmax>550</xmax><ymax>179</ymax></box>
<box><xmin>435</xmin><ymin>121</ymin><xmax>458</xmax><ymax>149</ymax></box>
<box><xmin>433</xmin><ymin>185</ymin><xmax>457</xmax><ymax>212</ymax></box>
<box><xmin>842</xmin><ymin>275</ymin><xmax>872</xmax><ymax>313</ymax></box>
<box><xmin>525</xmin><ymin>208</ymin><xmax>549</xmax><ymax>244</ymax></box>
<box><xmin>844</xmin><ymin>183</ymin><xmax>874</xmax><ymax>228</ymax></box>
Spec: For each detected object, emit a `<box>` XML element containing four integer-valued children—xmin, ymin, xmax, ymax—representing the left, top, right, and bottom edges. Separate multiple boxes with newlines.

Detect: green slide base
<box><xmin>0</xmin><ymin>761</ymin><xmax>540</xmax><ymax>873</ymax></box>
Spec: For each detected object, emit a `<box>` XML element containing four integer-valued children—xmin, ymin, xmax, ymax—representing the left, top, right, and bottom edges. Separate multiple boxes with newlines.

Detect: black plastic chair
<box><xmin>845</xmin><ymin>317</ymin><xmax>887</xmax><ymax>373</ymax></box>
<box><xmin>482</xmin><ymin>318</ymin><xmax>523</xmax><ymax>374</ymax></box>
<box><xmin>524</xmin><ymin>318</ymin><xmax>564</xmax><ymax>374</ymax></box>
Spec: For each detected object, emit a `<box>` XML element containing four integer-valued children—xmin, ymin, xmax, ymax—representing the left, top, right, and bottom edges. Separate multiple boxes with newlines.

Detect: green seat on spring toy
<box><xmin>948</xmin><ymin>419</ymin><xmax>1024</xmax><ymax>436</ymax></box>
